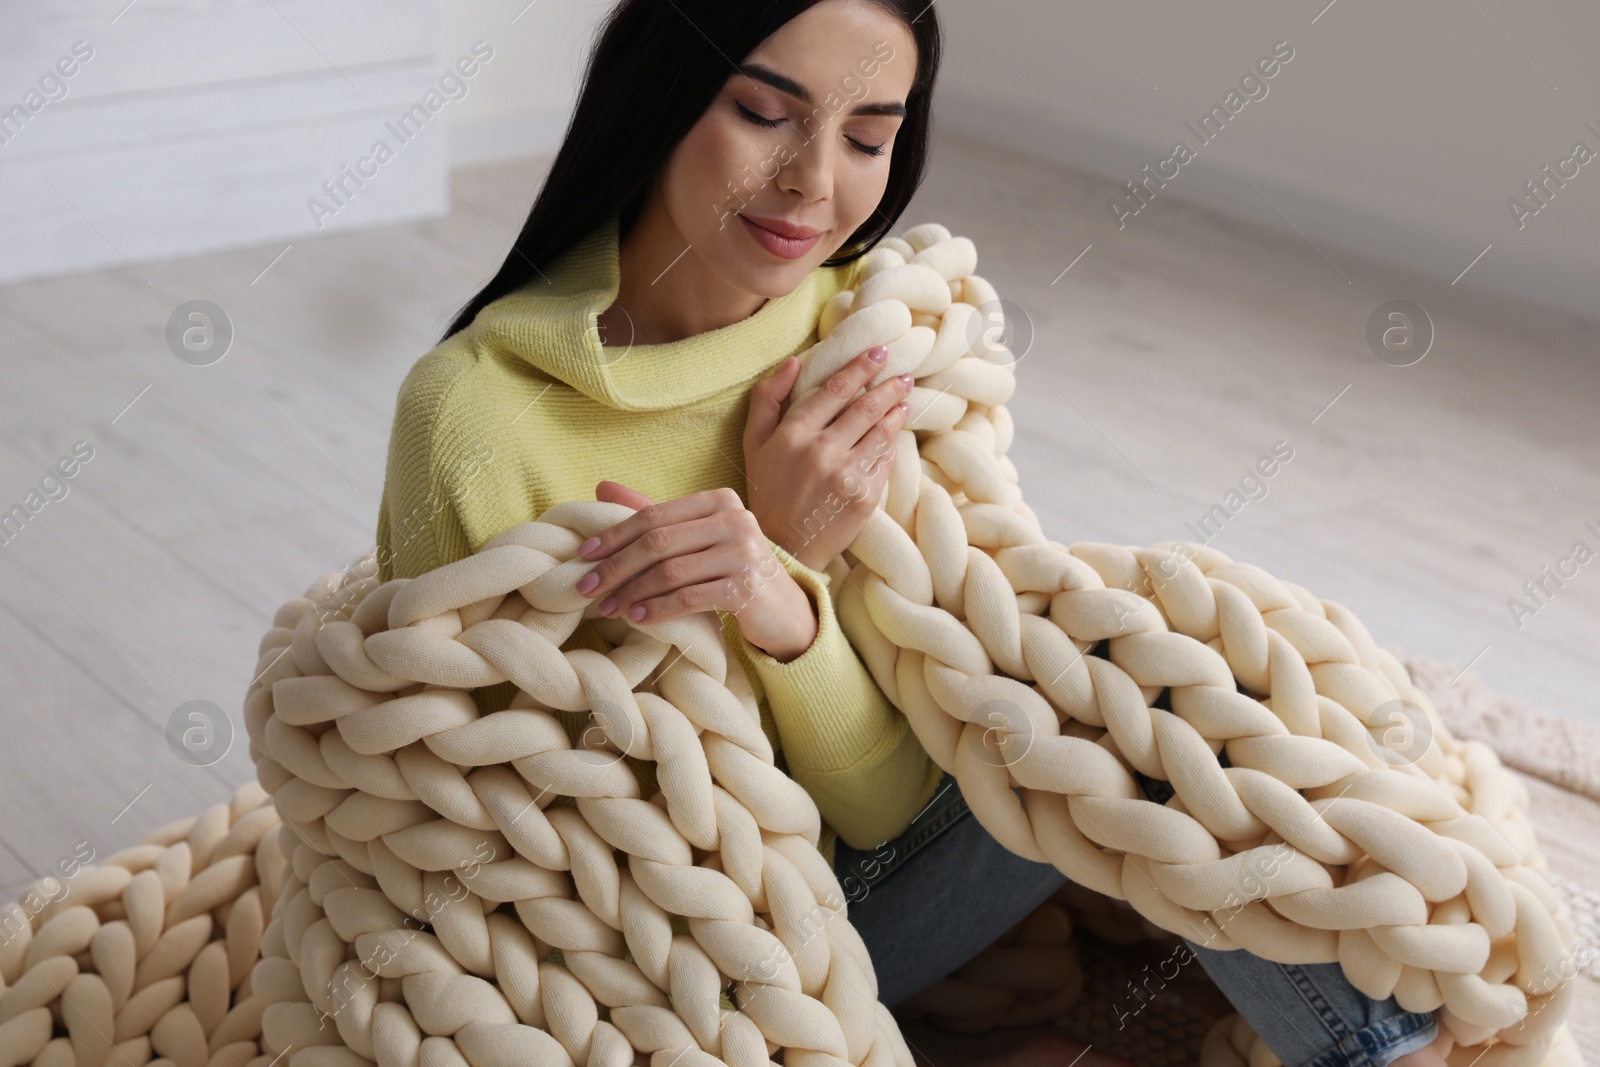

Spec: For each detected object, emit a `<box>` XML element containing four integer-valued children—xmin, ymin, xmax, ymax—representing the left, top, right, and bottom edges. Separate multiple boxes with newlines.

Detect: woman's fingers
<box><xmin>577</xmin><ymin>504</ymin><xmax>754</xmax><ymax>608</ymax></box>
<box><xmin>829</xmin><ymin>371</ymin><xmax>913</xmax><ymax>449</ymax></box>
<box><xmin>744</xmin><ymin>356</ymin><xmax>802</xmax><ymax>450</ymax></box>
<box><xmin>581</xmin><ymin>484</ymin><xmax>741</xmax><ymax>561</ymax></box>
<box><xmin>579</xmin><ymin>511</ymin><xmax>723</xmax><ymax>614</ymax></box>
<box><xmin>592</xmin><ymin>544</ymin><xmax>752</xmax><ymax>623</ymax></box>
<box><xmin>785</xmin><ymin>346</ymin><xmax>890</xmax><ymax>433</ymax></box>
<box><xmin>594</xmin><ymin>479</ymin><xmax>655</xmax><ymax>510</ymax></box>
<box><xmin>844</xmin><ymin>403</ymin><xmax>908</xmax><ymax>491</ymax></box>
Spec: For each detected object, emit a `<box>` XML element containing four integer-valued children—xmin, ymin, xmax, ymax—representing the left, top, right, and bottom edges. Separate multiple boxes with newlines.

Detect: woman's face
<box><xmin>657</xmin><ymin>0</ymin><xmax>917</xmax><ymax>296</ymax></box>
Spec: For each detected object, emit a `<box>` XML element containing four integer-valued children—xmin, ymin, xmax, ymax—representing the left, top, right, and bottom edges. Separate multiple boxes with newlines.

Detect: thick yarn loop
<box><xmin>0</xmin><ymin>222</ymin><xmax>1583</xmax><ymax>1067</ymax></box>
<box><xmin>0</xmin><ymin>785</ymin><xmax>285</xmax><ymax>1067</ymax></box>
<box><xmin>810</xmin><ymin>224</ymin><xmax>1579</xmax><ymax>1065</ymax></box>
<box><xmin>233</xmin><ymin>528</ymin><xmax>911</xmax><ymax>1067</ymax></box>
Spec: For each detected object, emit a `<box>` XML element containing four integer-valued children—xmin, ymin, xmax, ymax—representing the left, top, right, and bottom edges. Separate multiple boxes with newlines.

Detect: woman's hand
<box><xmin>573</xmin><ymin>480</ymin><xmax>820</xmax><ymax>662</ymax></box>
<box><xmin>743</xmin><ymin>346</ymin><xmax>915</xmax><ymax>573</ymax></box>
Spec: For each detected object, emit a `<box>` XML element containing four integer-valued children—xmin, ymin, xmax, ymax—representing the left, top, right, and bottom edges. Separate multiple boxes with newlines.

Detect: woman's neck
<box><xmin>599</xmin><ymin>192</ymin><xmax>769</xmax><ymax>347</ymax></box>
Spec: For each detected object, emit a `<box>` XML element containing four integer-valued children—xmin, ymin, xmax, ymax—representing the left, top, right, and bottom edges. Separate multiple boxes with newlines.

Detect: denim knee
<box><xmin>833</xmin><ymin>774</ymin><xmax>1068</xmax><ymax>1006</ymax></box>
<box><xmin>1140</xmin><ymin>767</ymin><xmax>1438</xmax><ymax>1066</ymax></box>
<box><xmin>1184</xmin><ymin>939</ymin><xmax>1439</xmax><ymax>1067</ymax></box>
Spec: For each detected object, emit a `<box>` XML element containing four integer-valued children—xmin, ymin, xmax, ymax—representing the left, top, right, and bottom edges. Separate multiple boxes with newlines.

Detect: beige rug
<box><xmin>1400</xmin><ymin>652</ymin><xmax>1600</xmax><ymax>1067</ymax></box>
<box><xmin>901</xmin><ymin>652</ymin><xmax>1600</xmax><ymax>1066</ymax></box>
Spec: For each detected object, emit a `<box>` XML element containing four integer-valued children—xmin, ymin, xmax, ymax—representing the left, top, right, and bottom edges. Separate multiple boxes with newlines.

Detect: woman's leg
<box><xmin>1136</xmin><ymin>767</ymin><xmax>1442</xmax><ymax>1067</ymax></box>
<box><xmin>837</xmin><ymin>769</ymin><xmax>1442</xmax><ymax>1067</ymax></box>
<box><xmin>834</xmin><ymin>773</ymin><xmax>1138</xmax><ymax>1067</ymax></box>
<box><xmin>832</xmin><ymin>773</ymin><xmax>1069</xmax><ymax>1007</ymax></box>
<box><xmin>1179</xmin><ymin>939</ymin><xmax>1440</xmax><ymax>1067</ymax></box>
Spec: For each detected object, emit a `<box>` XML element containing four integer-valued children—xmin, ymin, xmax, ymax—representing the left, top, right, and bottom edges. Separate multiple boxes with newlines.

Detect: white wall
<box><xmin>931</xmin><ymin>0</ymin><xmax>1600</xmax><ymax>323</ymax></box>
<box><xmin>438</xmin><ymin>0</ymin><xmax>615</xmax><ymax>167</ymax></box>
<box><xmin>8</xmin><ymin>0</ymin><xmax>1596</xmax><ymax>316</ymax></box>
<box><xmin>442</xmin><ymin>0</ymin><xmax>1600</xmax><ymax>323</ymax></box>
<box><xmin>0</xmin><ymin>0</ymin><xmax>611</xmax><ymax>284</ymax></box>
<box><xmin>0</xmin><ymin>0</ymin><xmax>447</xmax><ymax>284</ymax></box>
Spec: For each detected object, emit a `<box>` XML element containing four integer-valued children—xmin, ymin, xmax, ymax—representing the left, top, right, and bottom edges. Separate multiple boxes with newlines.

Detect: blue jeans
<box><xmin>833</xmin><ymin>772</ymin><xmax>1440</xmax><ymax>1067</ymax></box>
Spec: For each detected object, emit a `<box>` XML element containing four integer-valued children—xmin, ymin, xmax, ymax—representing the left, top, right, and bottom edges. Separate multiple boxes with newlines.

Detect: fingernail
<box><xmin>627</xmin><ymin>604</ymin><xmax>646</xmax><ymax>621</ymax></box>
<box><xmin>577</xmin><ymin>536</ymin><xmax>601</xmax><ymax>556</ymax></box>
<box><xmin>867</xmin><ymin>346</ymin><xmax>888</xmax><ymax>363</ymax></box>
<box><xmin>898</xmin><ymin>373</ymin><xmax>913</xmax><ymax>389</ymax></box>
<box><xmin>577</xmin><ymin>572</ymin><xmax>599</xmax><ymax>595</ymax></box>
<box><xmin>598</xmin><ymin>594</ymin><xmax>618</xmax><ymax>614</ymax></box>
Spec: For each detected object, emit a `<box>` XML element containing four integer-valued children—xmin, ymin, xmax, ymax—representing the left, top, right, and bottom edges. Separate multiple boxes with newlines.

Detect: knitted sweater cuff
<box><xmin>734</xmin><ymin>539</ymin><xmax>901</xmax><ymax>774</ymax></box>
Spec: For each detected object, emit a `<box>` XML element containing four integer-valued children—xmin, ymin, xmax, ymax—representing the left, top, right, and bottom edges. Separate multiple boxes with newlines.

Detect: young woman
<box><xmin>377</xmin><ymin>2</ymin><xmax>1452</xmax><ymax>1064</ymax></box>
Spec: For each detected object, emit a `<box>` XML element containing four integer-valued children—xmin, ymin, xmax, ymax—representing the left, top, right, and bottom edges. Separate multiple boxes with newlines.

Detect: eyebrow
<box><xmin>738</xmin><ymin>62</ymin><xmax>907</xmax><ymax>118</ymax></box>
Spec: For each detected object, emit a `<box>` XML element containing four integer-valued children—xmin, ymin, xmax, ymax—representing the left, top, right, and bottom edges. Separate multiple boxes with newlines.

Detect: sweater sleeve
<box><xmin>375</xmin><ymin>358</ymin><xmax>523</xmax><ymax>716</ymax></box>
<box><xmin>726</xmin><ymin>539</ymin><xmax>939</xmax><ymax>850</ymax></box>
<box><xmin>376</xmin><ymin>356</ymin><xmax>476</xmax><ymax>583</ymax></box>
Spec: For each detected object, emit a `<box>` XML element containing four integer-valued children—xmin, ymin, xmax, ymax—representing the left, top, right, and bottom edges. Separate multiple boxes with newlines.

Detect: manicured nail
<box><xmin>577</xmin><ymin>572</ymin><xmax>599</xmax><ymax>595</ymax></box>
<box><xmin>627</xmin><ymin>604</ymin><xmax>647</xmax><ymax>621</ymax></box>
<box><xmin>598</xmin><ymin>595</ymin><xmax>618</xmax><ymax>614</ymax></box>
<box><xmin>867</xmin><ymin>346</ymin><xmax>888</xmax><ymax>363</ymax></box>
<box><xmin>898</xmin><ymin>373</ymin><xmax>913</xmax><ymax>389</ymax></box>
<box><xmin>577</xmin><ymin>536</ymin><xmax>601</xmax><ymax>556</ymax></box>
<box><xmin>895</xmin><ymin>401</ymin><xmax>910</xmax><ymax>414</ymax></box>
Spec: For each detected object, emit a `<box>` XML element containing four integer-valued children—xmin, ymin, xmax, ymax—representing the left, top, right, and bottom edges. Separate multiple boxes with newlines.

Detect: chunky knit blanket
<box><xmin>0</xmin><ymin>224</ymin><xmax>1584</xmax><ymax>1067</ymax></box>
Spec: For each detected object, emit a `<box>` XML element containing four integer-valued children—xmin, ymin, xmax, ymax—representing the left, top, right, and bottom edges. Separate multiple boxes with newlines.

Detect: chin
<box><xmin>720</xmin><ymin>242</ymin><xmax>816</xmax><ymax>293</ymax></box>
<box><xmin>728</xmin><ymin>267</ymin><xmax>804</xmax><ymax>303</ymax></box>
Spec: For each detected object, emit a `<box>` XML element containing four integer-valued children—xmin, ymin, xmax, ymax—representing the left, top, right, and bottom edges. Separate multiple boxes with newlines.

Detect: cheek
<box><xmin>685</xmin><ymin>116</ymin><xmax>773</xmax><ymax>183</ymax></box>
<box><xmin>669</xmin><ymin>117</ymin><xmax>793</xmax><ymax>227</ymax></box>
<box><xmin>656</xmin><ymin>146</ymin><xmax>703</xmax><ymax>226</ymax></box>
<box><xmin>835</xmin><ymin>160</ymin><xmax>889</xmax><ymax>226</ymax></box>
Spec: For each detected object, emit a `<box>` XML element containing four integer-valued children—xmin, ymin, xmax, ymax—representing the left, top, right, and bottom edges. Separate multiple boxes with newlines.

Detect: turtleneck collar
<box><xmin>468</xmin><ymin>208</ymin><xmax>849</xmax><ymax>412</ymax></box>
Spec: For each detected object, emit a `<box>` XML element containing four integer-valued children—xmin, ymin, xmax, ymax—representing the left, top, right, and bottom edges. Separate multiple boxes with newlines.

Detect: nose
<box><xmin>774</xmin><ymin>117</ymin><xmax>836</xmax><ymax>205</ymax></box>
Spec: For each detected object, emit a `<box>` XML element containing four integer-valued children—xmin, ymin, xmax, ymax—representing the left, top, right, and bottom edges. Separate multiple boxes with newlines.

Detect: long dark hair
<box><xmin>439</xmin><ymin>0</ymin><xmax>941</xmax><ymax>342</ymax></box>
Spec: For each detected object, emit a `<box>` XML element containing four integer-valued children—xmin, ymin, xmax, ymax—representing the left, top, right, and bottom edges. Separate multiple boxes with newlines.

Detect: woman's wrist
<box><xmin>785</xmin><ymin>536</ymin><xmax>832</xmax><ymax>575</ymax></box>
<box><xmin>739</xmin><ymin>570</ymin><xmax>819</xmax><ymax>663</ymax></box>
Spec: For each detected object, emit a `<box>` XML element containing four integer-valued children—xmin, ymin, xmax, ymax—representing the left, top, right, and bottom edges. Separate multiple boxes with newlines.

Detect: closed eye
<box><xmin>736</xmin><ymin>101</ymin><xmax>886</xmax><ymax>158</ymax></box>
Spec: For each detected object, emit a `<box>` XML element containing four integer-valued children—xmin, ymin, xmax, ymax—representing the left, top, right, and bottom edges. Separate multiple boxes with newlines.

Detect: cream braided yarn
<box><xmin>0</xmin><ymin>221</ymin><xmax>1584</xmax><ymax>1067</ymax></box>
<box><xmin>0</xmin><ymin>784</ymin><xmax>285</xmax><ymax>1067</ymax></box>
<box><xmin>809</xmin><ymin>223</ymin><xmax>1580</xmax><ymax>1065</ymax></box>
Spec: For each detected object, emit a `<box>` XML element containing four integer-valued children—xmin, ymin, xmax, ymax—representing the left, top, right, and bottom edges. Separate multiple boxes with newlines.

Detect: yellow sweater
<box><xmin>375</xmin><ymin>207</ymin><xmax>941</xmax><ymax>862</ymax></box>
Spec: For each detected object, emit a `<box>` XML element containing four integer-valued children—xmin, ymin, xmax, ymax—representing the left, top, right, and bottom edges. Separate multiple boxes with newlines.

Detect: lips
<box><xmin>737</xmin><ymin>213</ymin><xmax>826</xmax><ymax>260</ymax></box>
<box><xmin>742</xmin><ymin>214</ymin><xmax>823</xmax><ymax>239</ymax></box>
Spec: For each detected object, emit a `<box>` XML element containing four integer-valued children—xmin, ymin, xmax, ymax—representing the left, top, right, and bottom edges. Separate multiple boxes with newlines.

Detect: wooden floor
<box><xmin>1</xmin><ymin>129</ymin><xmax>1595</xmax><ymax>898</ymax></box>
